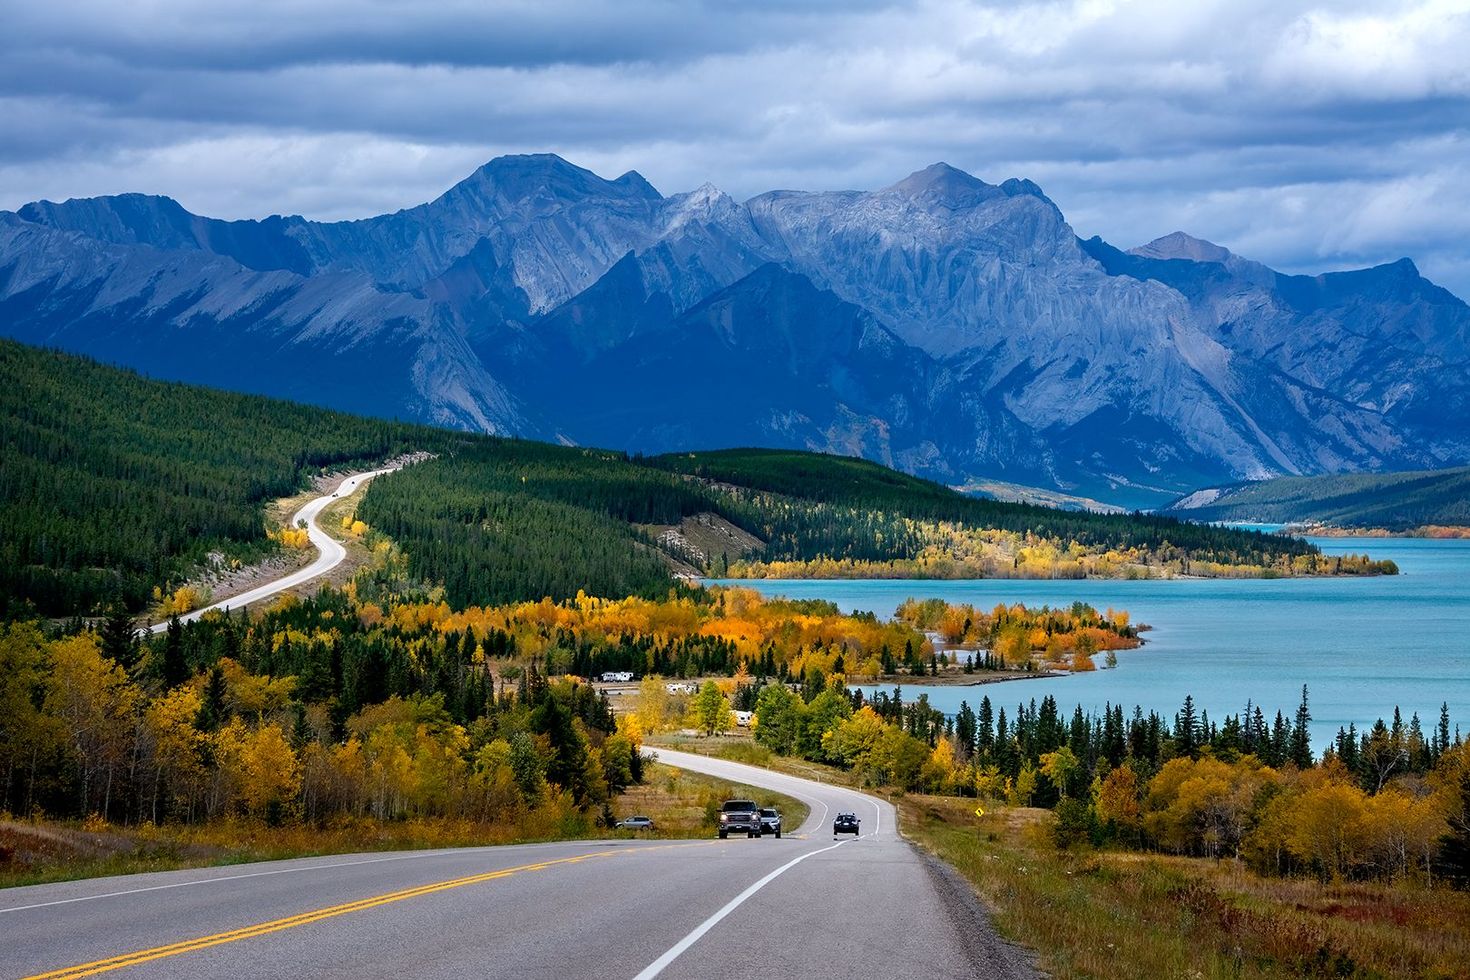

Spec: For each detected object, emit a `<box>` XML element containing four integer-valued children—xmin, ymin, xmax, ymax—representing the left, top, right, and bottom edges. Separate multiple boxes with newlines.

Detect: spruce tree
<box><xmin>98</xmin><ymin>603</ymin><xmax>141</xmax><ymax>673</ymax></box>
<box><xmin>977</xmin><ymin>696</ymin><xmax>994</xmax><ymax>752</ymax></box>
<box><xmin>1437</xmin><ymin>702</ymin><xmax>1452</xmax><ymax>760</ymax></box>
<box><xmin>196</xmin><ymin>664</ymin><xmax>228</xmax><ymax>731</ymax></box>
<box><xmin>1176</xmin><ymin>695</ymin><xmax>1199</xmax><ymax>758</ymax></box>
<box><xmin>1269</xmin><ymin>711</ymin><xmax>1290</xmax><ymax>767</ymax></box>
<box><xmin>160</xmin><ymin>614</ymin><xmax>189</xmax><ymax>688</ymax></box>
<box><xmin>1289</xmin><ymin>685</ymin><xmax>1313</xmax><ymax>768</ymax></box>
<box><xmin>955</xmin><ymin>701</ymin><xmax>977</xmax><ymax>758</ymax></box>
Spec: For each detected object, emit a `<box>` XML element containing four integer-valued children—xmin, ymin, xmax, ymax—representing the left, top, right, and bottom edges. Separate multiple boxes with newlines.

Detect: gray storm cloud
<box><xmin>1</xmin><ymin>0</ymin><xmax>1467</xmax><ymax>296</ymax></box>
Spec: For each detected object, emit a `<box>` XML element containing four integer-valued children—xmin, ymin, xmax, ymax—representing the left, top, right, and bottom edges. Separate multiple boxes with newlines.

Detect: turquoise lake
<box><xmin>711</xmin><ymin>537</ymin><xmax>1470</xmax><ymax>749</ymax></box>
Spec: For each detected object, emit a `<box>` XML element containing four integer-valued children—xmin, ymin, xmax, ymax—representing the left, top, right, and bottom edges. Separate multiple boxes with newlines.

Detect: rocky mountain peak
<box><xmin>456</xmin><ymin>153</ymin><xmax>661</xmax><ymax>208</ymax></box>
<box><xmin>883</xmin><ymin>162</ymin><xmax>994</xmax><ymax>201</ymax></box>
<box><xmin>4</xmin><ymin>153</ymin><xmax>1467</xmax><ymax>507</ymax></box>
<box><xmin>665</xmin><ymin>181</ymin><xmax>730</xmax><ymax>212</ymax></box>
<box><xmin>999</xmin><ymin>177</ymin><xmax>1049</xmax><ymax>200</ymax></box>
<box><xmin>1131</xmin><ymin>231</ymin><xmax>1234</xmax><ymax>265</ymax></box>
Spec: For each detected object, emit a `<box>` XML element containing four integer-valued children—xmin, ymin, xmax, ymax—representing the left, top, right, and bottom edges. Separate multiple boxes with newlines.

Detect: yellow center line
<box><xmin>21</xmin><ymin>842</ymin><xmax>711</xmax><ymax>980</ymax></box>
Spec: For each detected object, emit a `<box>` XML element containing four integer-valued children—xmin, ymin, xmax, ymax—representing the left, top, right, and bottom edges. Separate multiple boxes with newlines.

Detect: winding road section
<box><xmin>1</xmin><ymin>749</ymin><xmax>1037</xmax><ymax>980</ymax></box>
<box><xmin>147</xmin><ymin>467</ymin><xmax>398</xmax><ymax>635</ymax></box>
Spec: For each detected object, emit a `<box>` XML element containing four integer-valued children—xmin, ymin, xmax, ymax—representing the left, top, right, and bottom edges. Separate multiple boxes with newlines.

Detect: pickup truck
<box><xmin>717</xmin><ymin>799</ymin><xmax>762</xmax><ymax>839</ymax></box>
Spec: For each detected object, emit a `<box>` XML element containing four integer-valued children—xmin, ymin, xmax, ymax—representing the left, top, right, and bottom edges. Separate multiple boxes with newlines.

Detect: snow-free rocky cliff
<box><xmin>4</xmin><ymin>154</ymin><xmax>1467</xmax><ymax>507</ymax></box>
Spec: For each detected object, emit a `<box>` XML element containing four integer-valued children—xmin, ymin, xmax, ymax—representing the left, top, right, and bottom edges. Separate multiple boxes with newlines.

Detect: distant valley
<box><xmin>1166</xmin><ymin>466</ymin><xmax>1470</xmax><ymax>531</ymax></box>
<box><xmin>4</xmin><ymin>154</ymin><xmax>1468</xmax><ymax>508</ymax></box>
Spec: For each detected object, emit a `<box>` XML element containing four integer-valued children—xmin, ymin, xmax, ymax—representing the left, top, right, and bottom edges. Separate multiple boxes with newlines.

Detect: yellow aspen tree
<box><xmin>239</xmin><ymin>724</ymin><xmax>302</xmax><ymax>820</ymax></box>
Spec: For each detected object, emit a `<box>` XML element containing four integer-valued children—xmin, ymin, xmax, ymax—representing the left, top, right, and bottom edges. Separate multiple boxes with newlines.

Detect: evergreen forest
<box><xmin>3</xmin><ymin>339</ymin><xmax>1357</xmax><ymax>620</ymax></box>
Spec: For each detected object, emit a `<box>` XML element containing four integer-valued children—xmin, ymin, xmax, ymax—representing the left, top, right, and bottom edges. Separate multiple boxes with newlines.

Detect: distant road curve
<box><xmin>147</xmin><ymin>467</ymin><xmax>398</xmax><ymax>635</ymax></box>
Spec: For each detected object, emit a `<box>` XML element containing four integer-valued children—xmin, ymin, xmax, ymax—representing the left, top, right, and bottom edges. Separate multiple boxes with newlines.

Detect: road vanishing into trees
<box><xmin>0</xmin><ymin>749</ymin><xmax>1036</xmax><ymax>980</ymax></box>
<box><xmin>146</xmin><ymin>467</ymin><xmax>399</xmax><ymax>636</ymax></box>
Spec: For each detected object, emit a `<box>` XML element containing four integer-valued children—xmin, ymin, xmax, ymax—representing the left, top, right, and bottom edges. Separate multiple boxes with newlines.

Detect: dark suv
<box><xmin>718</xmin><ymin>799</ymin><xmax>762</xmax><ymax>839</ymax></box>
<box><xmin>833</xmin><ymin>812</ymin><xmax>861</xmax><ymax>835</ymax></box>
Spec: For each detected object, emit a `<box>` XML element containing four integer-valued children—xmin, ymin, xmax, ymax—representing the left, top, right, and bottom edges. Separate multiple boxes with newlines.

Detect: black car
<box><xmin>833</xmin><ymin>812</ymin><xmax>861</xmax><ymax>835</ymax></box>
<box><xmin>759</xmin><ymin>807</ymin><xmax>782</xmax><ymax>838</ymax></box>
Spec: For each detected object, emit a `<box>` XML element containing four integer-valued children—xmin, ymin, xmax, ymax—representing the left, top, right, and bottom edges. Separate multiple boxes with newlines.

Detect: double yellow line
<box><xmin>22</xmin><ymin>847</ymin><xmax>638</xmax><ymax>980</ymax></box>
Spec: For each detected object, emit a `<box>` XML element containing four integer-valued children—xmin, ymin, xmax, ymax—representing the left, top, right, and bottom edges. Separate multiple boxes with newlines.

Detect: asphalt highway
<box><xmin>146</xmin><ymin>467</ymin><xmax>397</xmax><ymax>635</ymax></box>
<box><xmin>1</xmin><ymin>749</ymin><xmax>1036</xmax><ymax>980</ymax></box>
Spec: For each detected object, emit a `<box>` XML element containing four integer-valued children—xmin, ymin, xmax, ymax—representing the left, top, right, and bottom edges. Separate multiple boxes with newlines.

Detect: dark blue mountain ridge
<box><xmin>3</xmin><ymin>153</ymin><xmax>1467</xmax><ymax>508</ymax></box>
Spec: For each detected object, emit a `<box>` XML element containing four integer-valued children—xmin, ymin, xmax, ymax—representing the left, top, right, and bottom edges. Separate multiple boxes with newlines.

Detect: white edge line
<box><xmin>0</xmin><ymin>839</ymin><xmax>645</xmax><ymax>915</ymax></box>
<box><xmin>631</xmin><ymin>837</ymin><xmax>854</xmax><ymax>980</ymax></box>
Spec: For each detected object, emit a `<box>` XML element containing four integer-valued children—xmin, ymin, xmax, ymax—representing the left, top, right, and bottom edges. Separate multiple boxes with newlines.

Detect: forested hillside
<box><xmin>650</xmin><ymin>449</ymin><xmax>1339</xmax><ymax>576</ymax></box>
<box><xmin>0</xmin><ymin>340</ymin><xmax>460</xmax><ymax>616</ymax></box>
<box><xmin>355</xmin><ymin>442</ymin><xmax>703</xmax><ymax>605</ymax></box>
<box><xmin>357</xmin><ymin>443</ymin><xmax>1361</xmax><ymax>610</ymax></box>
<box><xmin>1167</xmin><ymin>467</ymin><xmax>1470</xmax><ymax>530</ymax></box>
<box><xmin>2</xmin><ymin>340</ymin><xmax>1372</xmax><ymax>620</ymax></box>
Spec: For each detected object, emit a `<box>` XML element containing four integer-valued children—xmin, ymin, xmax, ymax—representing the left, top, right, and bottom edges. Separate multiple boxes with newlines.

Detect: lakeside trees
<box><xmin>894</xmin><ymin>597</ymin><xmax>1140</xmax><ymax>669</ymax></box>
<box><xmin>651</xmin><ymin>448</ymin><xmax>1348</xmax><ymax>576</ymax></box>
<box><xmin>5</xmin><ymin>554</ymin><xmax>1465</xmax><ymax>890</ymax></box>
<box><xmin>0</xmin><ymin>581</ymin><xmax>1149</xmax><ymax>834</ymax></box>
<box><xmin>722</xmin><ymin>668</ymin><xmax>1468</xmax><ymax>884</ymax></box>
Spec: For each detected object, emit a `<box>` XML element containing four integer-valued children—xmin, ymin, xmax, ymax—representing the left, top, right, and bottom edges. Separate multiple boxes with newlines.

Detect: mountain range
<box><xmin>4</xmin><ymin>153</ymin><xmax>1467</xmax><ymax>507</ymax></box>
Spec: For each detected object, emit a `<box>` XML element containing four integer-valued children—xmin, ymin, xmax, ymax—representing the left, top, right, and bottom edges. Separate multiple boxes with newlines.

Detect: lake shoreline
<box><xmin>1290</xmin><ymin>523</ymin><xmax>1470</xmax><ymax>539</ymax></box>
<box><xmin>856</xmin><ymin>669</ymin><xmax>1070</xmax><ymax>688</ymax></box>
<box><xmin>716</xmin><ymin>535</ymin><xmax>1470</xmax><ymax>750</ymax></box>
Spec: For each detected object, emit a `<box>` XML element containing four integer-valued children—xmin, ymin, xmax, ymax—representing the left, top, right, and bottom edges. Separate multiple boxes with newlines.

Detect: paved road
<box><xmin>146</xmin><ymin>468</ymin><xmax>397</xmax><ymax>634</ymax></box>
<box><xmin>0</xmin><ymin>749</ymin><xmax>1036</xmax><ymax>980</ymax></box>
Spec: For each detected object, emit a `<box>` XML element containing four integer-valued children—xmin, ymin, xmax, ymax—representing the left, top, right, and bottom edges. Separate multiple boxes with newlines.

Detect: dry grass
<box><xmin>900</xmin><ymin>795</ymin><xmax>1470</xmax><ymax>980</ymax></box>
<box><xmin>614</xmin><ymin>762</ymin><xmax>809</xmax><ymax>837</ymax></box>
<box><xmin>0</xmin><ymin>813</ymin><xmax>590</xmax><ymax>890</ymax></box>
<box><xmin>0</xmin><ymin>763</ymin><xmax>807</xmax><ymax>890</ymax></box>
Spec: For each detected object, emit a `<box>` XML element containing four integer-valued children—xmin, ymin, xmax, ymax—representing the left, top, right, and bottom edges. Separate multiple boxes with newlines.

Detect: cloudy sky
<box><xmin>3</xmin><ymin>0</ymin><xmax>1468</xmax><ymax>296</ymax></box>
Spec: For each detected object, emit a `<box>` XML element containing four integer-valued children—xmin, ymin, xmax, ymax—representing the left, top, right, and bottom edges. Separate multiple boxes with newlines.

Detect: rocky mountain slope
<box><xmin>3</xmin><ymin>154</ymin><xmax>1467</xmax><ymax>507</ymax></box>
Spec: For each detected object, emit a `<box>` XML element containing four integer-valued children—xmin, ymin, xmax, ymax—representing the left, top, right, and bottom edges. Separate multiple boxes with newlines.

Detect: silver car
<box><xmin>616</xmin><ymin>815</ymin><xmax>654</xmax><ymax>831</ymax></box>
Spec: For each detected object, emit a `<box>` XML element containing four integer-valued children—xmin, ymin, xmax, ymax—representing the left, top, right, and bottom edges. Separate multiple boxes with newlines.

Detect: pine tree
<box><xmin>1176</xmin><ymin>695</ymin><xmax>1199</xmax><ymax>758</ymax></box>
<box><xmin>160</xmin><ymin>614</ymin><xmax>189</xmax><ymax>688</ymax></box>
<box><xmin>955</xmin><ymin>701</ymin><xmax>977</xmax><ymax>759</ymax></box>
<box><xmin>1437</xmin><ymin>702</ymin><xmax>1453</xmax><ymax>760</ymax></box>
<box><xmin>196</xmin><ymin>664</ymin><xmax>228</xmax><ymax>731</ymax></box>
<box><xmin>1336</xmin><ymin>722</ymin><xmax>1359</xmax><ymax>771</ymax></box>
<box><xmin>1268</xmin><ymin>711</ymin><xmax>1290</xmax><ymax>767</ymax></box>
<box><xmin>98</xmin><ymin>603</ymin><xmax>140</xmax><ymax>673</ymax></box>
<box><xmin>977</xmin><ymin>696</ymin><xmax>994</xmax><ymax>753</ymax></box>
<box><xmin>1289</xmin><ymin>685</ymin><xmax>1313</xmax><ymax>768</ymax></box>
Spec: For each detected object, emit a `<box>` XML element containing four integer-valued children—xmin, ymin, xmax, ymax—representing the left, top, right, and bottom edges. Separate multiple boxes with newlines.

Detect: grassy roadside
<box><xmin>650</xmin><ymin>741</ymin><xmax>1470</xmax><ymax>977</ymax></box>
<box><xmin>619</xmin><ymin>762</ymin><xmax>809</xmax><ymax>837</ymax></box>
<box><xmin>900</xmin><ymin>795</ymin><xmax>1470</xmax><ymax>979</ymax></box>
<box><xmin>0</xmin><ymin>764</ymin><xmax>804</xmax><ymax>890</ymax></box>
